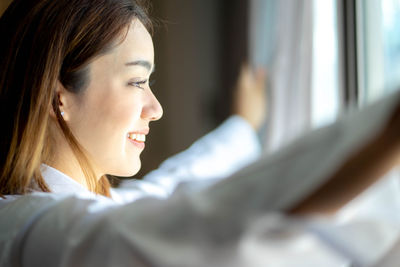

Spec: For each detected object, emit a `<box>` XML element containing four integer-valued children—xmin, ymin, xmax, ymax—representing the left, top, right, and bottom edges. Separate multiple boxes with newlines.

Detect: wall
<box><xmin>137</xmin><ymin>0</ymin><xmax>248</xmax><ymax>177</ymax></box>
<box><xmin>137</xmin><ymin>0</ymin><xmax>223</xmax><ymax>177</ymax></box>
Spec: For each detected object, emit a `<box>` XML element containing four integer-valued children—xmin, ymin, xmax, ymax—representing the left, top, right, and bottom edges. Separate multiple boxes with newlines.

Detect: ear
<box><xmin>50</xmin><ymin>81</ymin><xmax>70</xmax><ymax>121</ymax></box>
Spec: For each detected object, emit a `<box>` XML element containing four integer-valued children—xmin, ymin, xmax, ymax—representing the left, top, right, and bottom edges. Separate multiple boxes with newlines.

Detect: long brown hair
<box><xmin>0</xmin><ymin>0</ymin><xmax>152</xmax><ymax>197</ymax></box>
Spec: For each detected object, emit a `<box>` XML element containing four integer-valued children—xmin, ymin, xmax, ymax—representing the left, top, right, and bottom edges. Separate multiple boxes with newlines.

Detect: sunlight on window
<box><xmin>381</xmin><ymin>0</ymin><xmax>400</xmax><ymax>91</ymax></box>
<box><xmin>311</xmin><ymin>0</ymin><xmax>339</xmax><ymax>128</ymax></box>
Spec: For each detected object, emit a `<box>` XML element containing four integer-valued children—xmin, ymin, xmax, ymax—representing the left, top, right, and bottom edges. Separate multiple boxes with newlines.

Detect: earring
<box><xmin>61</xmin><ymin>111</ymin><xmax>65</xmax><ymax>117</ymax></box>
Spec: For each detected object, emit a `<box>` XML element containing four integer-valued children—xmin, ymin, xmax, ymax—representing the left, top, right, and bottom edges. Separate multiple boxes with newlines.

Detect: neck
<box><xmin>48</xmin><ymin>149</ymin><xmax>89</xmax><ymax>189</ymax></box>
<box><xmin>45</xmin><ymin>120</ymin><xmax>100</xmax><ymax>190</ymax></box>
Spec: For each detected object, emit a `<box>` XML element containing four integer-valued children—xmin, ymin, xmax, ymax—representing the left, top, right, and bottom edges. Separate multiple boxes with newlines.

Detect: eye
<box><xmin>128</xmin><ymin>80</ymin><xmax>148</xmax><ymax>90</ymax></box>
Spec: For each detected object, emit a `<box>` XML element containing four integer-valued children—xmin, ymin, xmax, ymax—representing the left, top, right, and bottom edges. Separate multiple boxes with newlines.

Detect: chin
<box><xmin>110</xmin><ymin>161</ymin><xmax>141</xmax><ymax>177</ymax></box>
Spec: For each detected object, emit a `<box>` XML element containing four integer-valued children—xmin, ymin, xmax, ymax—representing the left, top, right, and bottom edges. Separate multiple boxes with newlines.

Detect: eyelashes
<box><xmin>128</xmin><ymin>79</ymin><xmax>155</xmax><ymax>89</ymax></box>
<box><xmin>129</xmin><ymin>80</ymin><xmax>147</xmax><ymax>89</ymax></box>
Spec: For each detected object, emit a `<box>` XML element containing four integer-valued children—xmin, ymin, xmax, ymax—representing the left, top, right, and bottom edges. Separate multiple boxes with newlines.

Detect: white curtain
<box><xmin>249</xmin><ymin>0</ymin><xmax>314</xmax><ymax>152</ymax></box>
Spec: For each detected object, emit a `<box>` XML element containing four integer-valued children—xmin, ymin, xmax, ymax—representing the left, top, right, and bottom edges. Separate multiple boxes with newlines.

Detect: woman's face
<box><xmin>61</xmin><ymin>19</ymin><xmax>162</xmax><ymax>177</ymax></box>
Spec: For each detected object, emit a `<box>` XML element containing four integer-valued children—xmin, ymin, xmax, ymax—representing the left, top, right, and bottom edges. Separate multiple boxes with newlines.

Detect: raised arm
<box><xmin>195</xmin><ymin>90</ymin><xmax>400</xmax><ymax>220</ymax></box>
<box><xmin>290</xmin><ymin>97</ymin><xmax>400</xmax><ymax>215</ymax></box>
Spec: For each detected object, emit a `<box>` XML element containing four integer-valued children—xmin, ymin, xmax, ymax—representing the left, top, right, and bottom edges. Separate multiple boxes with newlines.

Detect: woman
<box><xmin>0</xmin><ymin>0</ymin><xmax>162</xmax><ymax>196</ymax></box>
<box><xmin>1</xmin><ymin>0</ymin><xmax>400</xmax><ymax>266</ymax></box>
<box><xmin>0</xmin><ymin>0</ymin><xmax>265</xmax><ymax>265</ymax></box>
<box><xmin>0</xmin><ymin>0</ymin><xmax>265</xmax><ymax>197</ymax></box>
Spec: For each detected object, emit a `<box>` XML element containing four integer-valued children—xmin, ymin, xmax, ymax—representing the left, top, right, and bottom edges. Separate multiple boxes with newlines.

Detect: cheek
<box><xmin>107</xmin><ymin>97</ymin><xmax>143</xmax><ymax>131</ymax></box>
<box><xmin>93</xmin><ymin>91</ymin><xmax>143</xmax><ymax>141</ymax></box>
<box><xmin>71</xmin><ymin>89</ymin><xmax>143</xmax><ymax>159</ymax></box>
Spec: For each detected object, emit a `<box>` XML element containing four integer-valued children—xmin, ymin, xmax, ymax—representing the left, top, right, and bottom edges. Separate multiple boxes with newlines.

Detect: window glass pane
<box><xmin>312</xmin><ymin>0</ymin><xmax>339</xmax><ymax>127</ymax></box>
<box><xmin>382</xmin><ymin>0</ymin><xmax>400</xmax><ymax>91</ymax></box>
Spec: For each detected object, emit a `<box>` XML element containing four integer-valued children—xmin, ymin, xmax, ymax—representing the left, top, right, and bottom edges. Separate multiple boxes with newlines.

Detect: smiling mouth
<box><xmin>127</xmin><ymin>132</ymin><xmax>146</xmax><ymax>149</ymax></box>
<box><xmin>127</xmin><ymin>133</ymin><xmax>146</xmax><ymax>142</ymax></box>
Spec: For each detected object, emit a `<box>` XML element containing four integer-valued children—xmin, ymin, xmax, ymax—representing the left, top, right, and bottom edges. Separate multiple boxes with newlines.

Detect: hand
<box><xmin>233</xmin><ymin>64</ymin><xmax>267</xmax><ymax>130</ymax></box>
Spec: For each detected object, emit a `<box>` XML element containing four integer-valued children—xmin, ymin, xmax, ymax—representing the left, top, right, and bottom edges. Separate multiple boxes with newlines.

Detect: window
<box><xmin>249</xmin><ymin>0</ymin><xmax>341</xmax><ymax>150</ymax></box>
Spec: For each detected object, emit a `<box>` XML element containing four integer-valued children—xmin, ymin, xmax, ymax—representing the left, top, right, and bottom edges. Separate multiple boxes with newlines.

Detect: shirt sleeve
<box><xmin>113</xmin><ymin>115</ymin><xmax>262</xmax><ymax>202</ymax></box>
<box><xmin>1</xmin><ymin>194</ymin><xmax>348</xmax><ymax>267</ymax></box>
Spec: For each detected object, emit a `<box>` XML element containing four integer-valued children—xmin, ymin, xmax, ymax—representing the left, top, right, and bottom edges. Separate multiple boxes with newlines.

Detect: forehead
<box><xmin>123</xmin><ymin>20</ymin><xmax>153</xmax><ymax>55</ymax></box>
<box><xmin>108</xmin><ymin>19</ymin><xmax>154</xmax><ymax>66</ymax></box>
<box><xmin>88</xmin><ymin>19</ymin><xmax>154</xmax><ymax>79</ymax></box>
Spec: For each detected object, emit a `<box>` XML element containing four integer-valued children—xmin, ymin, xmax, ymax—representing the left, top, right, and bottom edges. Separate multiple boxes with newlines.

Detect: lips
<box><xmin>127</xmin><ymin>129</ymin><xmax>148</xmax><ymax>149</ymax></box>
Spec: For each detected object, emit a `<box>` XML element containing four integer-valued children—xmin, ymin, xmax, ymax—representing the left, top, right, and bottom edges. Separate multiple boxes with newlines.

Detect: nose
<box><xmin>141</xmin><ymin>88</ymin><xmax>163</xmax><ymax>121</ymax></box>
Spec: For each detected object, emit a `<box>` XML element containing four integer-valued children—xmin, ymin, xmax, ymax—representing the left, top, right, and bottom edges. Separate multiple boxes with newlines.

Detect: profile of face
<box><xmin>59</xmin><ymin>19</ymin><xmax>163</xmax><ymax>178</ymax></box>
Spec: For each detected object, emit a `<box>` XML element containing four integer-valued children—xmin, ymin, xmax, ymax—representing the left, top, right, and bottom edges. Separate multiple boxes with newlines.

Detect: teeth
<box><xmin>128</xmin><ymin>133</ymin><xmax>146</xmax><ymax>142</ymax></box>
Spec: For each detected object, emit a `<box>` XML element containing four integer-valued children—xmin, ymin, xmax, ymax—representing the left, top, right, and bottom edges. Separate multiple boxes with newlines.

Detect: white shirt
<box><xmin>0</xmin><ymin>103</ymin><xmax>400</xmax><ymax>267</ymax></box>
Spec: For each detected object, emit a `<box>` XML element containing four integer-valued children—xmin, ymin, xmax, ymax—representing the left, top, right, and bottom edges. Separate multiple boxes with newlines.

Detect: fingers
<box><xmin>256</xmin><ymin>67</ymin><xmax>267</xmax><ymax>86</ymax></box>
<box><xmin>233</xmin><ymin>63</ymin><xmax>268</xmax><ymax>130</ymax></box>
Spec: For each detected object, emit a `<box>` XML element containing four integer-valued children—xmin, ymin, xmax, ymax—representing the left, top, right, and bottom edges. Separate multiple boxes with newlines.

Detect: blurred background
<box><xmin>140</xmin><ymin>0</ymin><xmax>250</xmax><ymax>177</ymax></box>
<box><xmin>141</xmin><ymin>0</ymin><xmax>400</xmax><ymax>177</ymax></box>
<box><xmin>1</xmin><ymin>0</ymin><xmax>400</xmax><ymax>177</ymax></box>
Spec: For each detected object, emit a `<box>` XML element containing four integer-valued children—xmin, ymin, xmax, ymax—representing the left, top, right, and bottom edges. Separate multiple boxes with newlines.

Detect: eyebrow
<box><xmin>125</xmin><ymin>60</ymin><xmax>155</xmax><ymax>73</ymax></box>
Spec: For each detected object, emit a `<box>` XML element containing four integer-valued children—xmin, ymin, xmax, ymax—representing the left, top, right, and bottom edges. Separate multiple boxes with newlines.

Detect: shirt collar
<box><xmin>40</xmin><ymin>164</ymin><xmax>90</xmax><ymax>194</ymax></box>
